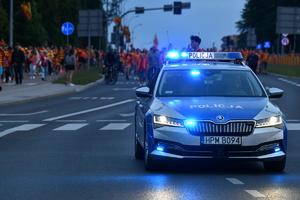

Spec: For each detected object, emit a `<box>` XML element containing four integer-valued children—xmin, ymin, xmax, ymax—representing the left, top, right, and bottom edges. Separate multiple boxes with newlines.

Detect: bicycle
<box><xmin>104</xmin><ymin>65</ymin><xmax>118</xmax><ymax>85</ymax></box>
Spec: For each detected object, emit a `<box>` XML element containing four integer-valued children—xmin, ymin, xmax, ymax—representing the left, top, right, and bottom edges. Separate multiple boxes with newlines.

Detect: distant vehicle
<box><xmin>134</xmin><ymin>51</ymin><xmax>287</xmax><ymax>172</ymax></box>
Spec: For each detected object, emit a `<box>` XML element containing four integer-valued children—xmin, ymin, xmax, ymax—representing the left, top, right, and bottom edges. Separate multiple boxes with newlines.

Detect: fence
<box><xmin>269</xmin><ymin>54</ymin><xmax>300</xmax><ymax>65</ymax></box>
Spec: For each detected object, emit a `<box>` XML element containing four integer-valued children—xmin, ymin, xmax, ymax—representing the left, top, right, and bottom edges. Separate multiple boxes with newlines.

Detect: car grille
<box><xmin>186</xmin><ymin>121</ymin><xmax>255</xmax><ymax>136</ymax></box>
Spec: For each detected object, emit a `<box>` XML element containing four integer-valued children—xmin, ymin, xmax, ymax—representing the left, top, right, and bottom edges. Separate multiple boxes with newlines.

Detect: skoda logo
<box><xmin>216</xmin><ymin>115</ymin><xmax>224</xmax><ymax>121</ymax></box>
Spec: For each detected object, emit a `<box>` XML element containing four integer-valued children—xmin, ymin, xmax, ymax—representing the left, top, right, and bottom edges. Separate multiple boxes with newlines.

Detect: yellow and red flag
<box><xmin>20</xmin><ymin>2</ymin><xmax>32</xmax><ymax>20</ymax></box>
<box><xmin>113</xmin><ymin>16</ymin><xmax>122</xmax><ymax>27</ymax></box>
<box><xmin>153</xmin><ymin>34</ymin><xmax>158</xmax><ymax>48</ymax></box>
<box><xmin>122</xmin><ymin>26</ymin><xmax>131</xmax><ymax>43</ymax></box>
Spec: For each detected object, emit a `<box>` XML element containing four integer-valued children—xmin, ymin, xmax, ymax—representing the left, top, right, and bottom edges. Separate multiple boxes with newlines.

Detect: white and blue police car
<box><xmin>134</xmin><ymin>51</ymin><xmax>287</xmax><ymax>171</ymax></box>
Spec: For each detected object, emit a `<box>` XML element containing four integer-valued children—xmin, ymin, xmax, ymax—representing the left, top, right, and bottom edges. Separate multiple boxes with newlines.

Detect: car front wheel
<box><xmin>144</xmin><ymin>134</ymin><xmax>156</xmax><ymax>171</ymax></box>
<box><xmin>135</xmin><ymin>131</ymin><xmax>143</xmax><ymax>159</ymax></box>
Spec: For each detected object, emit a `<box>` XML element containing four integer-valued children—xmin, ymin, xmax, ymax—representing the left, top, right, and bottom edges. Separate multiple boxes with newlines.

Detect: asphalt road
<box><xmin>0</xmin><ymin>73</ymin><xmax>299</xmax><ymax>200</ymax></box>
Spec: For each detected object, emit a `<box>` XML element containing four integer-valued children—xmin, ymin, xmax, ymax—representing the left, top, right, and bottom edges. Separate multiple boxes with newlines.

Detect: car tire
<box><xmin>263</xmin><ymin>157</ymin><xmax>286</xmax><ymax>172</ymax></box>
<box><xmin>144</xmin><ymin>133</ymin><xmax>156</xmax><ymax>171</ymax></box>
<box><xmin>135</xmin><ymin>131</ymin><xmax>144</xmax><ymax>159</ymax></box>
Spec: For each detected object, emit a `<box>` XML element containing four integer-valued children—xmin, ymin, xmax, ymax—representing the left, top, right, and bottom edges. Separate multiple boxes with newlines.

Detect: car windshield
<box><xmin>156</xmin><ymin>69</ymin><xmax>266</xmax><ymax>97</ymax></box>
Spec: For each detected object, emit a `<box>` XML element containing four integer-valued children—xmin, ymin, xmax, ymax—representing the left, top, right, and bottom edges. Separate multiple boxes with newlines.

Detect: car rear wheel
<box><xmin>144</xmin><ymin>134</ymin><xmax>156</xmax><ymax>171</ymax></box>
<box><xmin>263</xmin><ymin>157</ymin><xmax>286</xmax><ymax>172</ymax></box>
<box><xmin>135</xmin><ymin>132</ymin><xmax>143</xmax><ymax>159</ymax></box>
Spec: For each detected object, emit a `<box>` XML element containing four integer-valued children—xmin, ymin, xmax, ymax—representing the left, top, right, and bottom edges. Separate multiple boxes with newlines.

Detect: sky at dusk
<box><xmin>109</xmin><ymin>0</ymin><xmax>247</xmax><ymax>51</ymax></box>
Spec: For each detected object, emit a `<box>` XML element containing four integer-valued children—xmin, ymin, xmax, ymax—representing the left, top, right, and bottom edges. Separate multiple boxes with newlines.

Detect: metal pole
<box><xmin>88</xmin><ymin>10</ymin><xmax>91</xmax><ymax>70</ymax></box>
<box><xmin>9</xmin><ymin>0</ymin><xmax>13</xmax><ymax>47</ymax></box>
<box><xmin>98</xmin><ymin>9</ymin><xmax>101</xmax><ymax>51</ymax></box>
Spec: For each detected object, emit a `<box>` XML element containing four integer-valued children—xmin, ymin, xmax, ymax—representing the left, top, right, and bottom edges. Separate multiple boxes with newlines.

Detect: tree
<box><xmin>236</xmin><ymin>0</ymin><xmax>300</xmax><ymax>52</ymax></box>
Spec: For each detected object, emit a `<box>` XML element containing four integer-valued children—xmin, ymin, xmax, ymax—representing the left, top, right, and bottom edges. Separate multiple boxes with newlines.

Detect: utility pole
<box><xmin>9</xmin><ymin>0</ymin><xmax>13</xmax><ymax>47</ymax></box>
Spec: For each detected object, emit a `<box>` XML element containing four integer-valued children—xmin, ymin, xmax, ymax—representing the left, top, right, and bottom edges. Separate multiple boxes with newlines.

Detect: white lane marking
<box><xmin>97</xmin><ymin>120</ymin><xmax>127</xmax><ymax>122</ymax></box>
<box><xmin>53</xmin><ymin>123</ymin><xmax>88</xmax><ymax>131</ymax></box>
<box><xmin>245</xmin><ymin>190</ymin><xmax>266</xmax><ymax>198</ymax></box>
<box><xmin>286</xmin><ymin>123</ymin><xmax>300</xmax><ymax>130</ymax></box>
<box><xmin>0</xmin><ymin>121</ymin><xmax>29</xmax><ymax>123</ymax></box>
<box><xmin>113</xmin><ymin>87</ymin><xmax>138</xmax><ymax>90</ymax></box>
<box><xmin>43</xmin><ymin>99</ymin><xmax>135</xmax><ymax>122</ymax></box>
<box><xmin>278</xmin><ymin>78</ymin><xmax>300</xmax><ymax>86</ymax></box>
<box><xmin>0</xmin><ymin>124</ymin><xmax>45</xmax><ymax>138</ymax></box>
<box><xmin>120</xmin><ymin>113</ymin><xmax>134</xmax><ymax>117</ymax></box>
<box><xmin>24</xmin><ymin>83</ymin><xmax>38</xmax><ymax>86</ymax></box>
<box><xmin>55</xmin><ymin>120</ymin><xmax>87</xmax><ymax>122</ymax></box>
<box><xmin>226</xmin><ymin>178</ymin><xmax>244</xmax><ymax>184</ymax></box>
<box><xmin>0</xmin><ymin>110</ymin><xmax>48</xmax><ymax>116</ymax></box>
<box><xmin>116</xmin><ymin>82</ymin><xmax>138</xmax><ymax>84</ymax></box>
<box><xmin>287</xmin><ymin>119</ymin><xmax>300</xmax><ymax>122</ymax></box>
<box><xmin>70</xmin><ymin>97</ymin><xmax>114</xmax><ymax>100</ymax></box>
<box><xmin>100</xmin><ymin>123</ymin><xmax>131</xmax><ymax>130</ymax></box>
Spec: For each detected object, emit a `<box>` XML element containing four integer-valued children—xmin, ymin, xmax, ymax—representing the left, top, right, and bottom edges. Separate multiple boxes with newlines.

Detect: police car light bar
<box><xmin>166</xmin><ymin>51</ymin><xmax>243</xmax><ymax>61</ymax></box>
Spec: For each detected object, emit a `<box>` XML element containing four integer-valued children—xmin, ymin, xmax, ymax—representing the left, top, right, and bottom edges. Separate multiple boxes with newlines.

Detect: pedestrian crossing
<box><xmin>0</xmin><ymin>123</ymin><xmax>133</xmax><ymax>138</ymax></box>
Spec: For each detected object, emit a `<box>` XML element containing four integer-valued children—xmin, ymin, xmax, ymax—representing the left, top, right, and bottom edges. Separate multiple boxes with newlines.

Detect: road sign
<box><xmin>276</xmin><ymin>6</ymin><xmax>300</xmax><ymax>34</ymax></box>
<box><xmin>281</xmin><ymin>37</ymin><xmax>290</xmax><ymax>46</ymax></box>
<box><xmin>61</xmin><ymin>22</ymin><xmax>74</xmax><ymax>35</ymax></box>
<box><xmin>77</xmin><ymin>9</ymin><xmax>103</xmax><ymax>37</ymax></box>
<box><xmin>256</xmin><ymin>44</ymin><xmax>262</xmax><ymax>49</ymax></box>
<box><xmin>264</xmin><ymin>41</ymin><xmax>271</xmax><ymax>48</ymax></box>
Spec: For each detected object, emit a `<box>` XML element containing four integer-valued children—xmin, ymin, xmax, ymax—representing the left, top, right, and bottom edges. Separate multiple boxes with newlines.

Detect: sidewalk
<box><xmin>0</xmin><ymin>71</ymin><xmax>102</xmax><ymax>106</ymax></box>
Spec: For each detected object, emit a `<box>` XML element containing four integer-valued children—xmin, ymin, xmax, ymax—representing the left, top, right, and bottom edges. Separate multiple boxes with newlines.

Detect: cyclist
<box><xmin>104</xmin><ymin>48</ymin><xmax>118</xmax><ymax>84</ymax></box>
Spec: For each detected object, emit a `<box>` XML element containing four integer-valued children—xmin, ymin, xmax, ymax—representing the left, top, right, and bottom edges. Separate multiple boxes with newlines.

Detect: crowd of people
<box><xmin>0</xmin><ymin>35</ymin><xmax>299</xmax><ymax>91</ymax></box>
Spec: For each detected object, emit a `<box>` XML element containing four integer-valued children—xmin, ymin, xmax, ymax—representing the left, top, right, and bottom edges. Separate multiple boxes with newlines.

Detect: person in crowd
<box><xmin>246</xmin><ymin>49</ymin><xmax>259</xmax><ymax>74</ymax></box>
<box><xmin>113</xmin><ymin>48</ymin><xmax>121</xmax><ymax>74</ymax></box>
<box><xmin>147</xmin><ymin>46</ymin><xmax>160</xmax><ymax>80</ymax></box>
<box><xmin>65</xmin><ymin>48</ymin><xmax>76</xmax><ymax>86</ymax></box>
<box><xmin>11</xmin><ymin>43</ymin><xmax>25</xmax><ymax>85</ymax></box>
<box><xmin>137</xmin><ymin>50</ymin><xmax>147</xmax><ymax>86</ymax></box>
<box><xmin>119</xmin><ymin>49</ymin><xmax>126</xmax><ymax>74</ymax></box>
<box><xmin>39</xmin><ymin>50</ymin><xmax>49</xmax><ymax>81</ymax></box>
<box><xmin>260</xmin><ymin>49</ymin><xmax>270</xmax><ymax>75</ymax></box>
<box><xmin>0</xmin><ymin>45</ymin><xmax>6</xmax><ymax>91</ymax></box>
<box><xmin>190</xmin><ymin>35</ymin><xmax>203</xmax><ymax>52</ymax></box>
<box><xmin>123</xmin><ymin>51</ymin><xmax>131</xmax><ymax>80</ymax></box>
<box><xmin>27</xmin><ymin>47</ymin><xmax>40</xmax><ymax>79</ymax></box>
<box><xmin>58</xmin><ymin>46</ymin><xmax>65</xmax><ymax>72</ymax></box>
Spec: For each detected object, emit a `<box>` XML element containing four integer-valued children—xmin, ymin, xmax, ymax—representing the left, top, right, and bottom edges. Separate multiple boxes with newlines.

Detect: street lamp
<box><xmin>127</xmin><ymin>15</ymin><xmax>139</xmax><ymax>27</ymax></box>
<box><xmin>131</xmin><ymin>24</ymin><xmax>142</xmax><ymax>47</ymax></box>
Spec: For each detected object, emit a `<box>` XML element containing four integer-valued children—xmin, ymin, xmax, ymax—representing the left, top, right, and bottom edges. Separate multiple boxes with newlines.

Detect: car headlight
<box><xmin>256</xmin><ymin>115</ymin><xmax>282</xmax><ymax>128</ymax></box>
<box><xmin>153</xmin><ymin>115</ymin><xmax>184</xmax><ymax>127</ymax></box>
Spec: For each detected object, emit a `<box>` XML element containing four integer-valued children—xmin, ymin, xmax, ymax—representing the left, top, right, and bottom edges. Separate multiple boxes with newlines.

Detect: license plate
<box><xmin>202</xmin><ymin>136</ymin><xmax>242</xmax><ymax>145</ymax></box>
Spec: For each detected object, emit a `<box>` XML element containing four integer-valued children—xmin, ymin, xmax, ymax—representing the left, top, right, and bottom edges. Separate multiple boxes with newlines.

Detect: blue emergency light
<box><xmin>165</xmin><ymin>51</ymin><xmax>243</xmax><ymax>61</ymax></box>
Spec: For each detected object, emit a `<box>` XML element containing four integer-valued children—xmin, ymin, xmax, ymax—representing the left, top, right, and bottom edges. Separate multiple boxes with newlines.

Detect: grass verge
<box><xmin>268</xmin><ymin>64</ymin><xmax>300</xmax><ymax>78</ymax></box>
<box><xmin>52</xmin><ymin>66</ymin><xmax>103</xmax><ymax>85</ymax></box>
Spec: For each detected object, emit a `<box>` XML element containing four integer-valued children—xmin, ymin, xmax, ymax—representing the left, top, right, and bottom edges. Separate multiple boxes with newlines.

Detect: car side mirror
<box><xmin>269</xmin><ymin>87</ymin><xmax>284</xmax><ymax>98</ymax></box>
<box><xmin>135</xmin><ymin>87</ymin><xmax>152</xmax><ymax>98</ymax></box>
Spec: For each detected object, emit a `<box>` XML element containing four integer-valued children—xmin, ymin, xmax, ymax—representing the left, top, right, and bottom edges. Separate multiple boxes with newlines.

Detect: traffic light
<box><xmin>135</xmin><ymin>7</ymin><xmax>144</xmax><ymax>14</ymax></box>
<box><xmin>173</xmin><ymin>2</ymin><xmax>182</xmax><ymax>15</ymax></box>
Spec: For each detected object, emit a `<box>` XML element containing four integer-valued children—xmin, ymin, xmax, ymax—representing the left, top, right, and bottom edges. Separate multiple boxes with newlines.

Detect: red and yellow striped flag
<box><xmin>20</xmin><ymin>2</ymin><xmax>32</xmax><ymax>20</ymax></box>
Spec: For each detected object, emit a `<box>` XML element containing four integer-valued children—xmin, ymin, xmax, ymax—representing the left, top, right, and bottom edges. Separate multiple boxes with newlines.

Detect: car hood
<box><xmin>153</xmin><ymin>97</ymin><xmax>278</xmax><ymax>122</ymax></box>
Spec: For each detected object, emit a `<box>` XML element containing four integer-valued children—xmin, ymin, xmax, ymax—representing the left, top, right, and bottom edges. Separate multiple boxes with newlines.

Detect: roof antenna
<box><xmin>167</xmin><ymin>31</ymin><xmax>170</xmax><ymax>44</ymax></box>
